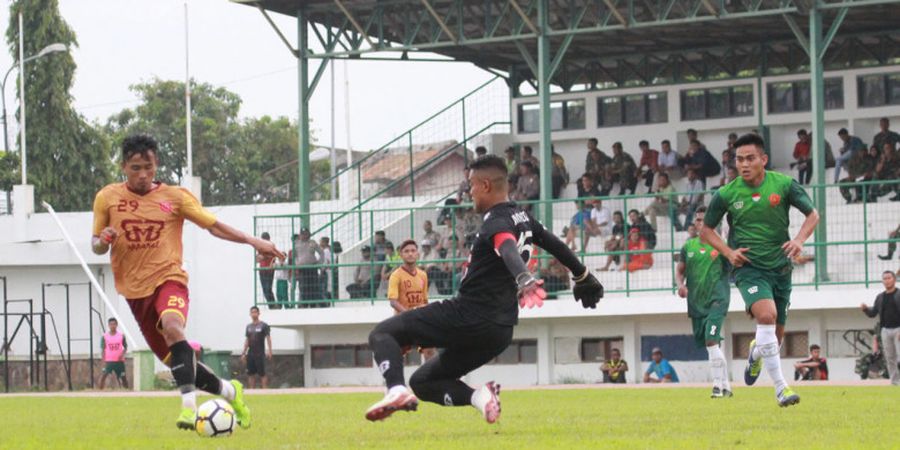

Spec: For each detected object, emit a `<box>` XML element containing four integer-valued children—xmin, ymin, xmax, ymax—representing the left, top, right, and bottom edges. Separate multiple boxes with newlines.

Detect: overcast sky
<box><xmin>0</xmin><ymin>0</ymin><xmax>496</xmax><ymax>151</ymax></box>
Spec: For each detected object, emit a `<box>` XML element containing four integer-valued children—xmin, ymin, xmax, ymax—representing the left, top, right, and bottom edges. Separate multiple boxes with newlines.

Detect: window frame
<box><xmin>487</xmin><ymin>339</ymin><xmax>538</xmax><ymax>365</ymax></box>
<box><xmin>858</xmin><ymin>72</ymin><xmax>900</xmax><ymax>108</ymax></box>
<box><xmin>579</xmin><ymin>337</ymin><xmax>625</xmax><ymax>363</ymax></box>
<box><xmin>679</xmin><ymin>84</ymin><xmax>755</xmax><ymax>121</ymax></box>
<box><xmin>597</xmin><ymin>91</ymin><xmax>668</xmax><ymax>127</ymax></box>
<box><xmin>517</xmin><ymin>99</ymin><xmax>586</xmax><ymax>133</ymax></box>
<box><xmin>310</xmin><ymin>344</ymin><xmax>374</xmax><ymax>369</ymax></box>
<box><xmin>767</xmin><ymin>78</ymin><xmax>843</xmax><ymax>113</ymax></box>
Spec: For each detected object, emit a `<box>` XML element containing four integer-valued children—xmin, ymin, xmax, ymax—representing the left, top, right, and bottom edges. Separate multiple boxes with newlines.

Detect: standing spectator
<box><xmin>576</xmin><ymin>173</ymin><xmax>601</xmax><ymax>199</ymax></box>
<box><xmin>793</xmin><ymin>129</ymin><xmax>813</xmax><ymax>185</ymax></box>
<box><xmin>319</xmin><ymin>237</ymin><xmax>333</xmax><ymax>305</ymax></box>
<box><xmin>681</xmin><ymin>140</ymin><xmax>720</xmax><ymax>186</ymax></box>
<box><xmin>643</xmin><ymin>172</ymin><xmax>678</xmax><ymax>231</ymax></box>
<box><xmin>373</xmin><ymin>230</ymin><xmax>389</xmax><ymax>261</ymax></box>
<box><xmin>257</xmin><ymin>232</ymin><xmax>278</xmax><ymax>309</ymax></box>
<box><xmin>292</xmin><ymin>228</ymin><xmax>324</xmax><ymax>306</ymax></box>
<box><xmin>609</xmin><ymin>142</ymin><xmax>638</xmax><ymax>194</ymax></box>
<box><xmin>793</xmin><ymin>344</ymin><xmax>829</xmax><ymax>381</ymax></box>
<box><xmin>877</xmin><ymin>224</ymin><xmax>900</xmax><ymax>261</ymax></box>
<box><xmin>503</xmin><ymin>146</ymin><xmax>518</xmax><ymax>186</ymax></box>
<box><xmin>657</xmin><ymin>140</ymin><xmax>680</xmax><ymax>175</ymax></box>
<box><xmin>598</xmin><ymin>211</ymin><xmax>626</xmax><ymax>272</ymax></box>
<box><xmin>624</xmin><ymin>227</ymin><xmax>654</xmax><ymax>272</ymax></box>
<box><xmin>512</xmin><ymin>161</ymin><xmax>540</xmax><ymax>205</ymax></box>
<box><xmin>719</xmin><ymin>166</ymin><xmax>738</xmax><ymax>189</ymax></box>
<box><xmin>521</xmin><ymin>145</ymin><xmax>540</xmax><ymax>168</ymax></box>
<box><xmin>676</xmin><ymin>169</ymin><xmax>706</xmax><ymax>231</ymax></box>
<box><xmin>600</xmin><ymin>348</ymin><xmax>628</xmax><ymax>383</ymax></box>
<box><xmin>242</xmin><ymin>306</ymin><xmax>272</xmax><ymax>389</ymax></box>
<box><xmin>687</xmin><ymin>128</ymin><xmax>708</xmax><ymax>153</ymax></box>
<box><xmin>725</xmin><ymin>132</ymin><xmax>738</xmax><ymax>156</ymax></box>
<box><xmin>550</xmin><ymin>146</ymin><xmax>570</xmax><ymax>199</ymax></box>
<box><xmin>347</xmin><ymin>246</ymin><xmax>379</xmax><ymax>298</ymax></box>
<box><xmin>643</xmin><ymin>347</ymin><xmax>680</xmax><ymax>383</ymax></box>
<box><xmin>475</xmin><ymin>146</ymin><xmax>488</xmax><ymax>158</ymax></box>
<box><xmin>422</xmin><ymin>220</ymin><xmax>441</xmax><ymax>250</ymax></box>
<box><xmin>456</xmin><ymin>166</ymin><xmax>472</xmax><ymax>204</ymax></box>
<box><xmin>426</xmin><ymin>247</ymin><xmax>453</xmax><ymax>295</ymax></box>
<box><xmin>380</xmin><ymin>241</ymin><xmax>400</xmax><ymax>283</ymax></box>
<box><xmin>720</xmin><ymin>150</ymin><xmax>734</xmax><ymax>180</ymax></box>
<box><xmin>872</xmin><ymin>117</ymin><xmax>900</xmax><ymax>153</ymax></box>
<box><xmin>637</xmin><ymin>140</ymin><xmax>659</xmax><ymax>192</ymax></box>
<box><xmin>628</xmin><ymin>209</ymin><xmax>657</xmax><ymax>249</ymax></box>
<box><xmin>860</xmin><ymin>271</ymin><xmax>900</xmax><ymax>385</ymax></box>
<box><xmin>98</xmin><ymin>317</ymin><xmax>128</xmax><ymax>389</ymax></box>
<box><xmin>835</xmin><ymin>128</ymin><xmax>866</xmax><ymax>183</ymax></box>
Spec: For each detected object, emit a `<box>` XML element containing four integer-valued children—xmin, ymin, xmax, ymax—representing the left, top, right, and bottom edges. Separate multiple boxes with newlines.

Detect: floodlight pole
<box><xmin>809</xmin><ymin>6</ymin><xmax>830</xmax><ymax>284</ymax></box>
<box><xmin>536</xmin><ymin>0</ymin><xmax>553</xmax><ymax>230</ymax></box>
<box><xmin>298</xmin><ymin>8</ymin><xmax>311</xmax><ymax>229</ymax></box>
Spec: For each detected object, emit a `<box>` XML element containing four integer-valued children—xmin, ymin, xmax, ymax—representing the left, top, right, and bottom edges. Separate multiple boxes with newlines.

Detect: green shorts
<box><xmin>103</xmin><ymin>361</ymin><xmax>126</xmax><ymax>377</ymax></box>
<box><xmin>734</xmin><ymin>265</ymin><xmax>792</xmax><ymax>325</ymax></box>
<box><xmin>691</xmin><ymin>298</ymin><xmax>730</xmax><ymax>348</ymax></box>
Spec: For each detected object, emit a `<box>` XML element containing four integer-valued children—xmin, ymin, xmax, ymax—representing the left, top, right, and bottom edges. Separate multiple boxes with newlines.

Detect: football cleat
<box><xmin>711</xmin><ymin>387</ymin><xmax>722</xmax><ymax>398</ymax></box>
<box><xmin>176</xmin><ymin>407</ymin><xmax>197</xmax><ymax>430</ymax></box>
<box><xmin>744</xmin><ymin>339</ymin><xmax>762</xmax><ymax>386</ymax></box>
<box><xmin>365</xmin><ymin>388</ymin><xmax>419</xmax><ymax>422</ymax></box>
<box><xmin>478</xmin><ymin>381</ymin><xmax>502</xmax><ymax>424</ymax></box>
<box><xmin>228</xmin><ymin>379</ymin><xmax>251</xmax><ymax>429</ymax></box>
<box><xmin>777</xmin><ymin>387</ymin><xmax>800</xmax><ymax>407</ymax></box>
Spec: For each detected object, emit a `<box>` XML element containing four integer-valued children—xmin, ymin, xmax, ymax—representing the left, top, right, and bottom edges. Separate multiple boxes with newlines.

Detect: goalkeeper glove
<box><xmin>516</xmin><ymin>273</ymin><xmax>547</xmax><ymax>309</ymax></box>
<box><xmin>572</xmin><ymin>270</ymin><xmax>604</xmax><ymax>309</ymax></box>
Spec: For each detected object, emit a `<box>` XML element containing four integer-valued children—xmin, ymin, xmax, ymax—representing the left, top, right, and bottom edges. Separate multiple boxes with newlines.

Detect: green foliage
<box><xmin>0</xmin><ymin>150</ymin><xmax>19</xmax><ymax>191</ymax></box>
<box><xmin>6</xmin><ymin>0</ymin><xmax>114</xmax><ymax>211</ymax></box>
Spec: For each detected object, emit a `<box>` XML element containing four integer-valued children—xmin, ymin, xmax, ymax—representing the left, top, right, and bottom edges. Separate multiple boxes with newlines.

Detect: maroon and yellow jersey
<box><xmin>92</xmin><ymin>182</ymin><xmax>217</xmax><ymax>298</ymax></box>
<box><xmin>387</xmin><ymin>266</ymin><xmax>428</xmax><ymax>312</ymax></box>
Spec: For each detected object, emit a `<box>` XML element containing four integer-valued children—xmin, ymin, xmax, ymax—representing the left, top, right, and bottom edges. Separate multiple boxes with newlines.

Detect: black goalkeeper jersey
<box><xmin>456</xmin><ymin>202</ymin><xmax>544</xmax><ymax>326</ymax></box>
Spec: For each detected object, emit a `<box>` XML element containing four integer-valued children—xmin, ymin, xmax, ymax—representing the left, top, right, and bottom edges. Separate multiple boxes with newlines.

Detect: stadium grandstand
<box><xmin>2</xmin><ymin>0</ymin><xmax>900</xmax><ymax>391</ymax></box>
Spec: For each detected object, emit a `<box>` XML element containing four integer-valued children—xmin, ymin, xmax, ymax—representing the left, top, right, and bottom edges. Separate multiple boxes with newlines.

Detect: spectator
<box><xmin>676</xmin><ymin>169</ymin><xmax>706</xmax><ymax>231</ymax></box>
<box><xmin>380</xmin><ymin>241</ymin><xmax>400</xmax><ymax>282</ymax></box>
<box><xmin>565</xmin><ymin>199</ymin><xmax>612</xmax><ymax>252</ymax></box>
<box><xmin>835</xmin><ymin>128</ymin><xmax>866</xmax><ymax>183</ymax></box>
<box><xmin>624</xmin><ymin>227</ymin><xmax>653</xmax><ymax>272</ymax></box>
<box><xmin>98</xmin><ymin>317</ymin><xmax>128</xmax><ymax>389</ymax></box>
<box><xmin>576</xmin><ymin>173</ymin><xmax>601</xmax><ymax>199</ymax></box>
<box><xmin>793</xmin><ymin>129</ymin><xmax>813</xmax><ymax>185</ymax></box>
<box><xmin>292</xmin><ymin>228</ymin><xmax>324</xmax><ymax>306</ymax></box>
<box><xmin>838</xmin><ymin>145</ymin><xmax>877</xmax><ymax>204</ymax></box>
<box><xmin>643</xmin><ymin>347</ymin><xmax>680</xmax><ymax>383</ymax></box>
<box><xmin>643</xmin><ymin>172</ymin><xmax>678</xmax><ymax>231</ymax></box>
<box><xmin>872</xmin><ymin>117</ymin><xmax>900</xmax><ymax>153</ymax></box>
<box><xmin>874</xmin><ymin>143</ymin><xmax>900</xmax><ymax>201</ymax></box>
<box><xmin>504</xmin><ymin>146</ymin><xmax>518</xmax><ymax>185</ymax></box>
<box><xmin>860</xmin><ymin>271</ymin><xmax>900</xmax><ymax>385</ymax></box>
<box><xmin>347</xmin><ymin>246</ymin><xmax>379</xmax><ymax>298</ymax></box>
<box><xmin>719</xmin><ymin>165</ymin><xmax>738</xmax><ymax>188</ymax></box>
<box><xmin>687</xmin><ymin>128</ymin><xmax>707</xmax><ymax>153</ymax></box>
<box><xmin>793</xmin><ymin>344</ymin><xmax>829</xmax><ymax>381</ymax></box>
<box><xmin>637</xmin><ymin>140</ymin><xmax>659</xmax><ymax>192</ymax></box>
<box><xmin>877</xmin><ymin>224</ymin><xmax>900</xmax><ymax>261</ymax></box>
<box><xmin>551</xmin><ymin>146</ymin><xmax>570</xmax><ymax>199</ymax></box>
<box><xmin>598</xmin><ymin>211</ymin><xmax>626</xmax><ymax>272</ymax></box>
<box><xmin>725</xmin><ymin>132</ymin><xmax>738</xmax><ymax>155</ymax></box>
<box><xmin>242</xmin><ymin>306</ymin><xmax>272</xmax><ymax>389</ymax></box>
<box><xmin>584</xmin><ymin>138</ymin><xmax>611</xmax><ymax>176</ymax></box>
<box><xmin>512</xmin><ymin>161</ymin><xmax>540</xmax><ymax>205</ymax></box>
<box><xmin>422</xmin><ymin>220</ymin><xmax>441</xmax><ymax>250</ymax></box>
<box><xmin>720</xmin><ymin>149</ymin><xmax>734</xmax><ymax>180</ymax></box>
<box><xmin>456</xmin><ymin>165</ymin><xmax>472</xmax><ymax>204</ymax></box>
<box><xmin>681</xmin><ymin>139</ymin><xmax>720</xmax><ymax>186</ymax></box>
<box><xmin>657</xmin><ymin>140</ymin><xmax>680</xmax><ymax>175</ymax></box>
<box><xmin>628</xmin><ymin>209</ymin><xmax>657</xmax><ymax>249</ymax></box>
<box><xmin>426</xmin><ymin>247</ymin><xmax>453</xmax><ymax>295</ymax></box>
<box><xmin>475</xmin><ymin>146</ymin><xmax>488</xmax><ymax>158</ymax></box>
<box><xmin>373</xmin><ymin>230</ymin><xmax>389</xmax><ymax>261</ymax></box>
<box><xmin>522</xmin><ymin>145</ymin><xmax>540</xmax><ymax>168</ymax></box>
<box><xmin>319</xmin><ymin>236</ymin><xmax>333</xmax><ymax>304</ymax></box>
<box><xmin>610</xmin><ymin>142</ymin><xmax>638</xmax><ymax>195</ymax></box>
<box><xmin>540</xmin><ymin>257</ymin><xmax>570</xmax><ymax>299</ymax></box>
<box><xmin>600</xmin><ymin>348</ymin><xmax>628</xmax><ymax>384</ymax></box>
<box><xmin>256</xmin><ymin>232</ymin><xmax>278</xmax><ymax>309</ymax></box>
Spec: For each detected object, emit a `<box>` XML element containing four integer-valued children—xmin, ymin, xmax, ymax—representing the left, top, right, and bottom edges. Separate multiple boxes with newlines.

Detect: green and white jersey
<box><xmin>680</xmin><ymin>237</ymin><xmax>729</xmax><ymax>318</ymax></box>
<box><xmin>704</xmin><ymin>171</ymin><xmax>815</xmax><ymax>272</ymax></box>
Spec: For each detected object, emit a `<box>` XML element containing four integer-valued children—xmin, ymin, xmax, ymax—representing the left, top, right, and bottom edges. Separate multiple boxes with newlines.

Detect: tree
<box><xmin>6</xmin><ymin>0</ymin><xmax>113</xmax><ymax>211</ymax></box>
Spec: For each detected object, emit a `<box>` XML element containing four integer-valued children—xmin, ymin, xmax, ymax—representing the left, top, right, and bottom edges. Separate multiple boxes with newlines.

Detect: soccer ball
<box><xmin>195</xmin><ymin>399</ymin><xmax>235</xmax><ymax>437</ymax></box>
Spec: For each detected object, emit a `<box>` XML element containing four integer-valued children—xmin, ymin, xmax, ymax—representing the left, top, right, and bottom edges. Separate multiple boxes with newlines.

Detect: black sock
<box><xmin>168</xmin><ymin>340</ymin><xmax>196</xmax><ymax>393</ymax></box>
<box><xmin>195</xmin><ymin>362</ymin><xmax>222</xmax><ymax>395</ymax></box>
<box><xmin>368</xmin><ymin>318</ymin><xmax>408</xmax><ymax>388</ymax></box>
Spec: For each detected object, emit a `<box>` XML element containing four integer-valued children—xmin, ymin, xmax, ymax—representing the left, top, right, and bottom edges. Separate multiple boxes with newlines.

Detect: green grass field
<box><xmin>0</xmin><ymin>386</ymin><xmax>895</xmax><ymax>449</ymax></box>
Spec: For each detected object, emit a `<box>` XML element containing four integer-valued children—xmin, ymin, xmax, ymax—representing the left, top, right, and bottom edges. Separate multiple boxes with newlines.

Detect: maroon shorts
<box><xmin>126</xmin><ymin>280</ymin><xmax>190</xmax><ymax>363</ymax></box>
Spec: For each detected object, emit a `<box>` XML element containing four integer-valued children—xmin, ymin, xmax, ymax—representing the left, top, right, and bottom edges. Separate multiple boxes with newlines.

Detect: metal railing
<box><xmin>253</xmin><ymin>178</ymin><xmax>900</xmax><ymax>308</ymax></box>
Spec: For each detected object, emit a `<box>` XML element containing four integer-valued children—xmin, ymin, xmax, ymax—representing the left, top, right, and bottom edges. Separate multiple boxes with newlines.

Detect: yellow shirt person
<box><xmin>387</xmin><ymin>240</ymin><xmax>429</xmax><ymax>314</ymax></box>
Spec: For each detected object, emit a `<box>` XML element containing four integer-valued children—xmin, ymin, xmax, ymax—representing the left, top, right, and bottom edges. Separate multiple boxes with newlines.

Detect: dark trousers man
<box><xmin>796</xmin><ymin>160</ymin><xmax>812</xmax><ymax>185</ymax></box>
<box><xmin>259</xmin><ymin>270</ymin><xmax>277</xmax><ymax>309</ymax></box>
<box><xmin>298</xmin><ymin>268</ymin><xmax>322</xmax><ymax>307</ymax></box>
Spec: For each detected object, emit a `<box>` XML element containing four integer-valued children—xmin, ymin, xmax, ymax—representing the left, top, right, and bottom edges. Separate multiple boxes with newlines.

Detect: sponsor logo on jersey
<box><xmin>733</xmin><ymin>201</ymin><xmax>744</xmax><ymax>210</ymax></box>
<box><xmin>769</xmin><ymin>193</ymin><xmax>781</xmax><ymax>207</ymax></box>
<box><xmin>121</xmin><ymin>219</ymin><xmax>165</xmax><ymax>250</ymax></box>
<box><xmin>159</xmin><ymin>201</ymin><xmax>173</xmax><ymax>213</ymax></box>
<box><xmin>747</xmin><ymin>286</ymin><xmax>759</xmax><ymax>294</ymax></box>
<box><xmin>687</xmin><ymin>252</ymin><xmax>694</xmax><ymax>258</ymax></box>
<box><xmin>751</xmin><ymin>193</ymin><xmax>761</xmax><ymax>202</ymax></box>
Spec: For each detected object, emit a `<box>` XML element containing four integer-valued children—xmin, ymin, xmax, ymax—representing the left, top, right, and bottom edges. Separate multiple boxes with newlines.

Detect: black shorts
<box><xmin>247</xmin><ymin>354</ymin><xmax>265</xmax><ymax>376</ymax></box>
<box><xmin>398</xmin><ymin>300</ymin><xmax>513</xmax><ymax>356</ymax></box>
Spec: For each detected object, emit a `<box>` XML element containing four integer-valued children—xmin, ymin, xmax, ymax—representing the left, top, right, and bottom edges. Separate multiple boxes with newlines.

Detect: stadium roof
<box><xmin>236</xmin><ymin>0</ymin><xmax>900</xmax><ymax>92</ymax></box>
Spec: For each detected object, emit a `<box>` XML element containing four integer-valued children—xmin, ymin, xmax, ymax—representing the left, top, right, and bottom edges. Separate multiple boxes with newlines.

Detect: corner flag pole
<box><xmin>42</xmin><ymin>201</ymin><xmax>137</xmax><ymax>347</ymax></box>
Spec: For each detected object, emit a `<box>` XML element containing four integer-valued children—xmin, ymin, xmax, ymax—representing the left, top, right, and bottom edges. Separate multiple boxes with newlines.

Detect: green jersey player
<box><xmin>676</xmin><ymin>206</ymin><xmax>732</xmax><ymax>398</ymax></box>
<box><xmin>700</xmin><ymin>133</ymin><xmax>819</xmax><ymax>408</ymax></box>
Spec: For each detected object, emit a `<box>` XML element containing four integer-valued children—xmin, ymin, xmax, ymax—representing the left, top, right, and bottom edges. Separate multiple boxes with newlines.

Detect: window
<box><xmin>310</xmin><ymin>344</ymin><xmax>374</xmax><ymax>368</ymax></box>
<box><xmin>597</xmin><ymin>92</ymin><xmax>668</xmax><ymax>127</ymax></box>
<box><xmin>488</xmin><ymin>340</ymin><xmax>538</xmax><ymax>364</ymax></box>
<box><xmin>580</xmin><ymin>337</ymin><xmax>624</xmax><ymax>362</ymax></box>
<box><xmin>827</xmin><ymin>329</ymin><xmax>877</xmax><ymax>357</ymax></box>
<box><xmin>680</xmin><ymin>84</ymin><xmax>754</xmax><ymax>120</ymax></box>
<box><xmin>767</xmin><ymin>78</ymin><xmax>843</xmax><ymax>113</ymax></box>
<box><xmin>517</xmin><ymin>100</ymin><xmax>586</xmax><ymax>133</ymax></box>
<box><xmin>732</xmin><ymin>332</ymin><xmax>808</xmax><ymax>359</ymax></box>
<box><xmin>858</xmin><ymin>72</ymin><xmax>900</xmax><ymax>107</ymax></box>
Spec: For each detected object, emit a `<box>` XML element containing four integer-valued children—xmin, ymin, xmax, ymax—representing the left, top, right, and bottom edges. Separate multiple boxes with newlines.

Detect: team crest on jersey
<box><xmin>733</xmin><ymin>201</ymin><xmax>744</xmax><ymax>210</ymax></box>
<box><xmin>769</xmin><ymin>193</ymin><xmax>781</xmax><ymax>207</ymax></box>
<box><xmin>751</xmin><ymin>193</ymin><xmax>761</xmax><ymax>202</ymax></box>
<box><xmin>710</xmin><ymin>250</ymin><xmax>719</xmax><ymax>259</ymax></box>
<box><xmin>159</xmin><ymin>201</ymin><xmax>173</xmax><ymax>213</ymax></box>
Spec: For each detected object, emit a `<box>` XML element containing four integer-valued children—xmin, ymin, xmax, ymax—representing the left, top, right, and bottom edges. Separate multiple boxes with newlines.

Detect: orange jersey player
<box><xmin>91</xmin><ymin>134</ymin><xmax>284</xmax><ymax>432</ymax></box>
<box><xmin>387</xmin><ymin>240</ymin><xmax>434</xmax><ymax>360</ymax></box>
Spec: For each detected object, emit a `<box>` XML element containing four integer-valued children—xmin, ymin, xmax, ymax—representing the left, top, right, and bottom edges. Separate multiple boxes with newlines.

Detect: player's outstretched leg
<box><xmin>195</xmin><ymin>363</ymin><xmax>250</xmax><ymax>429</ymax></box>
<box><xmin>366</xmin><ymin>316</ymin><xmax>419</xmax><ymax>421</ymax></box>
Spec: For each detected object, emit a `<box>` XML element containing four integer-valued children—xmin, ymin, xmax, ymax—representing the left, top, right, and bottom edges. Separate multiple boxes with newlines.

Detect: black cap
<box><xmin>361</xmin><ymin>245</ymin><xmax>371</xmax><ymax>252</ymax></box>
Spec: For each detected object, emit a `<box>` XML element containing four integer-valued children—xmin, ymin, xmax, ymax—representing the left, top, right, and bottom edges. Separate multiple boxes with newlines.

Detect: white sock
<box><xmin>220</xmin><ymin>379</ymin><xmax>235</xmax><ymax>402</ymax></box>
<box><xmin>707</xmin><ymin>344</ymin><xmax>725</xmax><ymax>390</ymax></box>
<box><xmin>387</xmin><ymin>384</ymin><xmax>408</xmax><ymax>397</ymax></box>
<box><xmin>470</xmin><ymin>386</ymin><xmax>487</xmax><ymax>411</ymax></box>
<box><xmin>751</xmin><ymin>344</ymin><xmax>761</xmax><ymax>361</ymax></box>
<box><xmin>756</xmin><ymin>324</ymin><xmax>787</xmax><ymax>393</ymax></box>
<box><xmin>182</xmin><ymin>391</ymin><xmax>197</xmax><ymax>411</ymax></box>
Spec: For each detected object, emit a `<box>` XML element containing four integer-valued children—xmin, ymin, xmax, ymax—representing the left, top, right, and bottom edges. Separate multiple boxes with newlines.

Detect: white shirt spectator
<box><xmin>686</xmin><ymin>178</ymin><xmax>705</xmax><ymax>206</ymax></box>
<box><xmin>658</xmin><ymin>150</ymin><xmax>678</xmax><ymax>171</ymax></box>
<box><xmin>591</xmin><ymin>205</ymin><xmax>613</xmax><ymax>236</ymax></box>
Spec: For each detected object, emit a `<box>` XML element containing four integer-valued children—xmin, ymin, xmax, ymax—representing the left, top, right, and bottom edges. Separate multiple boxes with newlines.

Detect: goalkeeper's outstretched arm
<box><xmin>531</xmin><ymin>221</ymin><xmax>604</xmax><ymax>309</ymax></box>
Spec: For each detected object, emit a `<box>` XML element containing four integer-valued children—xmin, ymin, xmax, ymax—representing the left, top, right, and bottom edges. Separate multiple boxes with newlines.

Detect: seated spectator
<box><xmin>380</xmin><ymin>241</ymin><xmax>400</xmax><ymax>282</ymax></box>
<box><xmin>475</xmin><ymin>146</ymin><xmax>487</xmax><ymax>158</ymax></box>
<box><xmin>598</xmin><ymin>211</ymin><xmax>626</xmax><ymax>271</ymax></box>
<box><xmin>657</xmin><ymin>140</ymin><xmax>680</xmax><ymax>176</ymax></box>
<box><xmin>504</xmin><ymin>146</ymin><xmax>519</xmax><ymax>187</ymax></box>
<box><xmin>680</xmin><ymin>140</ymin><xmax>720</xmax><ymax>186</ymax></box>
<box><xmin>792</xmin><ymin>129</ymin><xmax>813</xmax><ymax>185</ymax></box>
<box><xmin>610</xmin><ymin>142</ymin><xmax>638</xmax><ymax>195</ymax></box>
<box><xmin>511</xmin><ymin>161</ymin><xmax>540</xmax><ymax>208</ymax></box>
<box><xmin>643</xmin><ymin>347</ymin><xmax>679</xmax><ymax>383</ymax></box>
<box><xmin>456</xmin><ymin>166</ymin><xmax>472</xmax><ymax>204</ymax></box>
<box><xmin>540</xmin><ymin>257</ymin><xmax>570</xmax><ymax>299</ymax></box>
<box><xmin>422</xmin><ymin>220</ymin><xmax>441</xmax><ymax>249</ymax></box>
<box><xmin>872</xmin><ymin>117</ymin><xmax>900</xmax><ymax>154</ymax></box>
<box><xmin>643</xmin><ymin>172</ymin><xmax>678</xmax><ymax>231</ymax></box>
<box><xmin>839</xmin><ymin>145</ymin><xmax>877</xmax><ymax>204</ymax></box>
<box><xmin>637</xmin><ymin>140</ymin><xmax>659</xmax><ymax>192</ymax></box>
<box><xmin>551</xmin><ymin>146</ymin><xmax>569</xmax><ymax>199</ymax></box>
<box><xmin>720</xmin><ymin>149</ymin><xmax>734</xmax><ymax>180</ymax></box>
<box><xmin>835</xmin><ymin>128</ymin><xmax>866</xmax><ymax>183</ymax></box>
<box><xmin>426</xmin><ymin>247</ymin><xmax>453</xmax><ymax>295</ymax></box>
<box><xmin>624</xmin><ymin>227</ymin><xmax>653</xmax><ymax>272</ymax></box>
<box><xmin>565</xmin><ymin>201</ymin><xmax>596</xmax><ymax>251</ymax></box>
<box><xmin>346</xmin><ymin>246</ymin><xmax>379</xmax><ymax>298</ymax></box>
<box><xmin>794</xmin><ymin>344</ymin><xmax>829</xmax><ymax>381</ymax></box>
<box><xmin>576</xmin><ymin>173</ymin><xmax>601</xmax><ymax>200</ymax></box>
<box><xmin>628</xmin><ymin>209</ymin><xmax>657</xmax><ymax>249</ymax></box>
<box><xmin>600</xmin><ymin>348</ymin><xmax>628</xmax><ymax>384</ymax></box>
<box><xmin>585</xmin><ymin>138</ymin><xmax>611</xmax><ymax>177</ymax></box>
<box><xmin>718</xmin><ymin>165</ymin><xmax>737</xmax><ymax>189</ymax></box>
<box><xmin>565</xmin><ymin>199</ymin><xmax>612</xmax><ymax>252</ymax></box>
<box><xmin>676</xmin><ymin>169</ymin><xmax>706</xmax><ymax>231</ymax></box>
<box><xmin>874</xmin><ymin>143</ymin><xmax>900</xmax><ymax>201</ymax></box>
<box><xmin>687</xmin><ymin>128</ymin><xmax>707</xmax><ymax>153</ymax></box>
<box><xmin>725</xmin><ymin>132</ymin><xmax>738</xmax><ymax>157</ymax></box>
<box><xmin>877</xmin><ymin>224</ymin><xmax>900</xmax><ymax>261</ymax></box>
